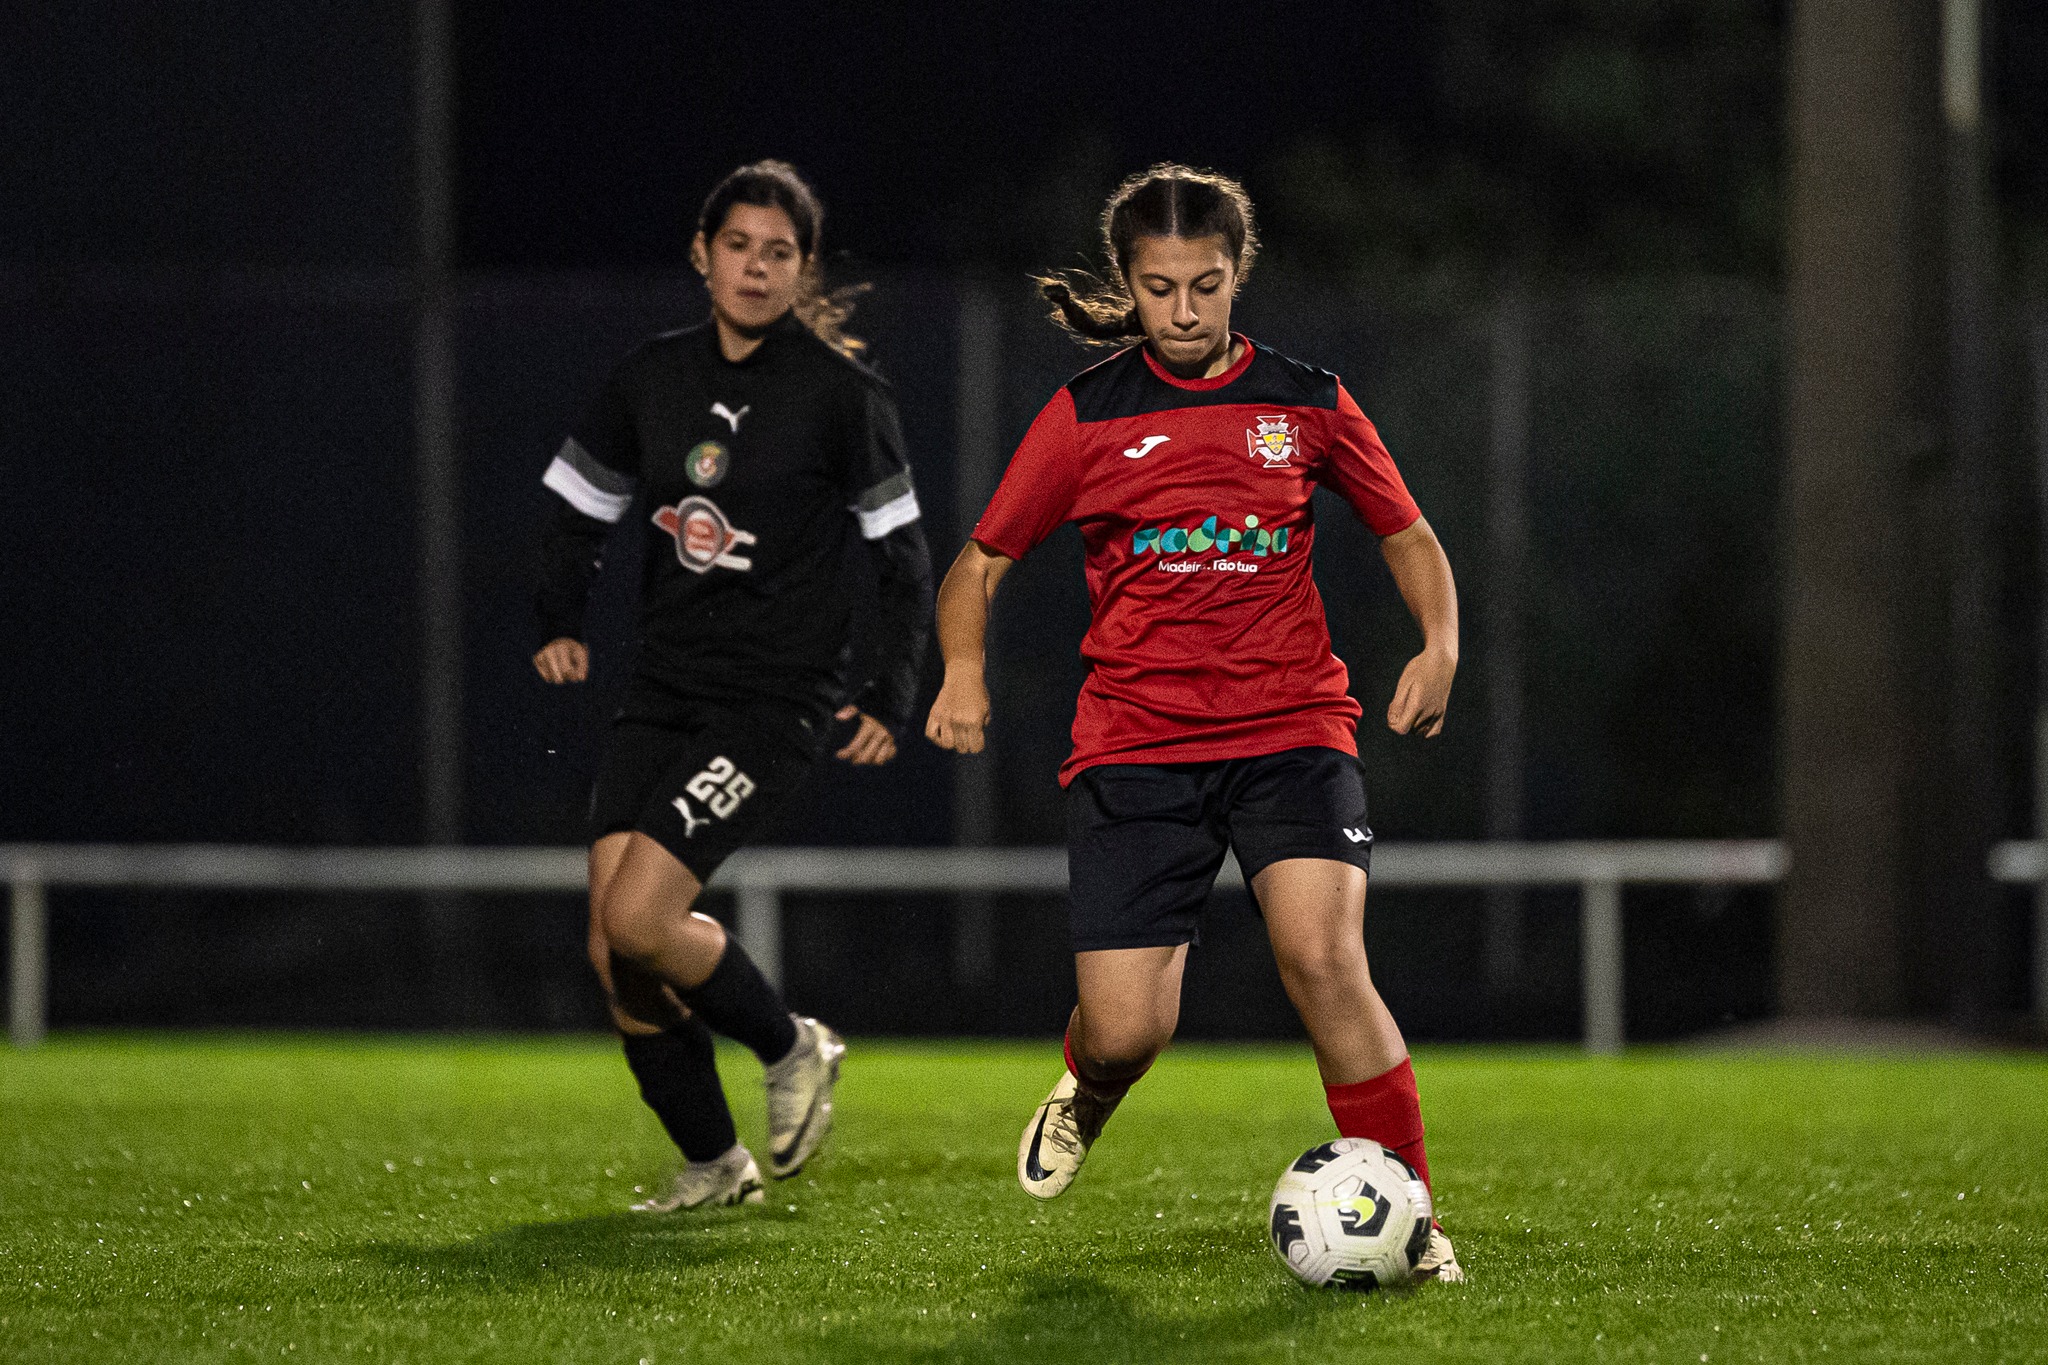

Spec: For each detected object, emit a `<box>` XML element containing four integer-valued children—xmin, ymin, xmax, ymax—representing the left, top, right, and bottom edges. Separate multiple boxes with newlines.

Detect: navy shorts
<box><xmin>589</xmin><ymin>690</ymin><xmax>825</xmax><ymax>883</ymax></box>
<box><xmin>1064</xmin><ymin>746</ymin><xmax>1373</xmax><ymax>952</ymax></box>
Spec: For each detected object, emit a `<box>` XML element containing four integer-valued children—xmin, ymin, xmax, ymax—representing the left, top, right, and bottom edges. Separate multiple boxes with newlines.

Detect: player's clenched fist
<box><xmin>533</xmin><ymin>637</ymin><xmax>589</xmax><ymax>684</ymax></box>
<box><xmin>926</xmin><ymin>672</ymin><xmax>991</xmax><ymax>753</ymax></box>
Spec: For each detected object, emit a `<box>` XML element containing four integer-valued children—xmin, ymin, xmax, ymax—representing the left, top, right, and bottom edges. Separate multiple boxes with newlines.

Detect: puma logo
<box><xmin>711</xmin><ymin>402</ymin><xmax>750</xmax><ymax>433</ymax></box>
<box><xmin>1121</xmin><ymin>435</ymin><xmax>1170</xmax><ymax>459</ymax></box>
<box><xmin>672</xmin><ymin>796</ymin><xmax>707</xmax><ymax>838</ymax></box>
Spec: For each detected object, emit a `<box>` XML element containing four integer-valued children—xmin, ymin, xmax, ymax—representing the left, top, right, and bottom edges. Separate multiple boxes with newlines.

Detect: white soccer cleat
<box><xmin>764</xmin><ymin>1016</ymin><xmax>845</xmax><ymax>1180</ymax></box>
<box><xmin>1017</xmin><ymin>1070</ymin><xmax>1120</xmax><ymax>1200</ymax></box>
<box><xmin>1416</xmin><ymin>1221</ymin><xmax>1465</xmax><ymax>1283</ymax></box>
<box><xmin>629</xmin><ymin>1144</ymin><xmax>765</xmax><ymax>1212</ymax></box>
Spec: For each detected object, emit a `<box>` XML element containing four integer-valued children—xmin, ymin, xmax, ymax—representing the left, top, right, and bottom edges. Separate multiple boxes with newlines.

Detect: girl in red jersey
<box><xmin>926</xmin><ymin>165</ymin><xmax>1463</xmax><ymax>1281</ymax></box>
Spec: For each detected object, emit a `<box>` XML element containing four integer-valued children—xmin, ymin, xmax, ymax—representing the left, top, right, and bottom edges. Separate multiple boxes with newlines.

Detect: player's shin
<box><xmin>1323</xmin><ymin>1056</ymin><xmax>1431</xmax><ymax>1191</ymax></box>
<box><xmin>678</xmin><ymin>936</ymin><xmax>799</xmax><ymax>1064</ymax></box>
<box><xmin>621</xmin><ymin>1018</ymin><xmax>739</xmax><ymax>1163</ymax></box>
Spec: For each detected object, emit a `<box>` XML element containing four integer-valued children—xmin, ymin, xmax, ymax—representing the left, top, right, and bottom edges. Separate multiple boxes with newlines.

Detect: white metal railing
<box><xmin>2</xmin><ymin>841</ymin><xmax>1803</xmax><ymax>1054</ymax></box>
<box><xmin>1990</xmin><ymin>840</ymin><xmax>2048</xmax><ymax>1028</ymax></box>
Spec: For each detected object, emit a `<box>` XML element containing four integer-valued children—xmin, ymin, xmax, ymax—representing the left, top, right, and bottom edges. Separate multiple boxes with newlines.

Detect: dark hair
<box><xmin>1036</xmin><ymin>164</ymin><xmax>1260</xmax><ymax>344</ymax></box>
<box><xmin>698</xmin><ymin>159</ymin><xmax>866</xmax><ymax>356</ymax></box>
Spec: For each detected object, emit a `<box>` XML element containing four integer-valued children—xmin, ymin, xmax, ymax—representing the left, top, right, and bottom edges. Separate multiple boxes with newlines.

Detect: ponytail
<box><xmin>1036</xmin><ymin>273</ymin><xmax>1144</xmax><ymax>342</ymax></box>
<box><xmin>794</xmin><ymin>269</ymin><xmax>870</xmax><ymax>359</ymax></box>
<box><xmin>1033</xmin><ymin>163</ymin><xmax>1259</xmax><ymax>346</ymax></box>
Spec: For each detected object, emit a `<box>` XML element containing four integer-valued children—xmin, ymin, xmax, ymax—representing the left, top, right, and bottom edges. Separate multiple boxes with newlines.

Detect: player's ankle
<box><xmin>1073</xmin><ymin>1069</ymin><xmax>1138</xmax><ymax>1106</ymax></box>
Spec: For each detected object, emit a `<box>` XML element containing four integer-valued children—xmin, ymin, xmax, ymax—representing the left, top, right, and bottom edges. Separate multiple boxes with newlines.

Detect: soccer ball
<box><xmin>1268</xmin><ymin>1138</ymin><xmax>1433</xmax><ymax>1291</ymax></box>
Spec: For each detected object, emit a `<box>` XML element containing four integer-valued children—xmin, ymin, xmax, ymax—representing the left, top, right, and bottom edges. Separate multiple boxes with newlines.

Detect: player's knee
<box><xmin>608</xmin><ymin>961</ymin><xmax>682</xmax><ymax>1031</ymax></box>
<box><xmin>1276</xmin><ymin>940</ymin><xmax>1366</xmax><ymax>996</ymax></box>
<box><xmin>1079</xmin><ymin>1017</ymin><xmax>1171</xmax><ymax>1079</ymax></box>
<box><xmin>610</xmin><ymin>1002</ymin><xmax>663</xmax><ymax>1037</ymax></box>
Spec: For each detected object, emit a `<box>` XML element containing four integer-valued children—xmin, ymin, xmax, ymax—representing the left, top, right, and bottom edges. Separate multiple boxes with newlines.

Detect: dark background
<box><xmin>4</xmin><ymin>2</ymin><xmax>2044</xmax><ymax>1038</ymax></box>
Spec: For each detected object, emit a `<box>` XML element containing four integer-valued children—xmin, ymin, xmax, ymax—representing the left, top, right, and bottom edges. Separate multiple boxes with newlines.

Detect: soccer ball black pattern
<box><xmin>1268</xmin><ymin>1137</ymin><xmax>1433</xmax><ymax>1290</ymax></box>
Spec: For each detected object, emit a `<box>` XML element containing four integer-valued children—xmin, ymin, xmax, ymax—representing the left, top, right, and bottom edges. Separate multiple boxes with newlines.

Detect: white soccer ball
<box><xmin>1268</xmin><ymin>1138</ymin><xmax>1434</xmax><ymax>1291</ymax></box>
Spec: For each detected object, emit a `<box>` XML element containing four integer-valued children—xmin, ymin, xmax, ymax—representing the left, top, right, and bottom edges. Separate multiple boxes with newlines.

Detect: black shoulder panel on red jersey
<box><xmin>1065</xmin><ymin>340</ymin><xmax>1339</xmax><ymax>423</ymax></box>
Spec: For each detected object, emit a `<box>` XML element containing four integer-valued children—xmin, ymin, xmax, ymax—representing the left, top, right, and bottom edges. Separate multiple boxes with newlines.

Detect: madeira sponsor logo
<box><xmin>1132</xmin><ymin>513</ymin><xmax>1291</xmax><ymax>561</ymax></box>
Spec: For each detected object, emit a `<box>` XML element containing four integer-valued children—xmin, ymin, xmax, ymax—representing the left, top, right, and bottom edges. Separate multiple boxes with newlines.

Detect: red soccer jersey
<box><xmin>974</xmin><ymin>335</ymin><xmax>1422</xmax><ymax>785</ymax></box>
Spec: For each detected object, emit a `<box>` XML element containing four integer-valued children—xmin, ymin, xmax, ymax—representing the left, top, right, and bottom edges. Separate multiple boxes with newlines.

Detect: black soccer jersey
<box><xmin>535</xmin><ymin>312</ymin><xmax>932</xmax><ymax>727</ymax></box>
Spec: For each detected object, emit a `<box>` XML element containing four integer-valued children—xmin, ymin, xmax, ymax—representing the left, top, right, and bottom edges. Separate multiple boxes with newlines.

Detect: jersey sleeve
<box><xmin>840</xmin><ymin>383</ymin><xmax>923</xmax><ymax>539</ymax></box>
<box><xmin>972</xmin><ymin>389</ymin><xmax>1082</xmax><ymax>561</ymax></box>
<box><xmin>540</xmin><ymin>364</ymin><xmax>641</xmax><ymax>524</ymax></box>
<box><xmin>534</xmin><ymin>362</ymin><xmax>641</xmax><ymax>641</ymax></box>
<box><xmin>1315</xmin><ymin>383</ymin><xmax>1422</xmax><ymax>537</ymax></box>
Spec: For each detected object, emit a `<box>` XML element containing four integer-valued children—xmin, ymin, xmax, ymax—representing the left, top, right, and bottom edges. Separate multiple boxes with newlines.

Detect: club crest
<box><xmin>651</xmin><ymin>495</ymin><xmax>756</xmax><ymax>573</ymax></box>
<box><xmin>1247</xmin><ymin>415</ymin><xmax>1298</xmax><ymax>468</ymax></box>
<box><xmin>686</xmin><ymin>440</ymin><xmax>730</xmax><ymax>488</ymax></box>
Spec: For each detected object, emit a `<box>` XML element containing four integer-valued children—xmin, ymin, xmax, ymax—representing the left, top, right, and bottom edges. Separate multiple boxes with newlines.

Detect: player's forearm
<box><xmin>1379</xmin><ymin>517</ymin><xmax>1459</xmax><ymax>662</ymax></box>
<box><xmin>934</xmin><ymin>541</ymin><xmax>1009</xmax><ymax>680</ymax></box>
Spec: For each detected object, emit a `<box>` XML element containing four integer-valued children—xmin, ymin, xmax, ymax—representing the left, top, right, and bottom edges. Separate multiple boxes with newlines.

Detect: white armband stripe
<box><xmin>543</xmin><ymin>455</ymin><xmax>632</xmax><ymax>523</ymax></box>
<box><xmin>854</xmin><ymin>488</ymin><xmax>921</xmax><ymax>540</ymax></box>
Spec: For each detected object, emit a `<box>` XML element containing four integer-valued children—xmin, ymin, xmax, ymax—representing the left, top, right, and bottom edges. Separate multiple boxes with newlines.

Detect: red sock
<box><xmin>1325</xmin><ymin>1057</ymin><xmax>1431</xmax><ymax>1192</ymax></box>
<box><xmin>1063</xmin><ymin>1028</ymin><xmax>1146</xmax><ymax>1101</ymax></box>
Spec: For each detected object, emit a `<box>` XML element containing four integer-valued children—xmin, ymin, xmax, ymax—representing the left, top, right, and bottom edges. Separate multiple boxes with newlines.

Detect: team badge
<box><xmin>1247</xmin><ymin>415</ymin><xmax>1298</xmax><ymax>468</ymax></box>
<box><xmin>651</xmin><ymin>495</ymin><xmax>756</xmax><ymax>573</ymax></box>
<box><xmin>685</xmin><ymin>440</ymin><xmax>730</xmax><ymax>488</ymax></box>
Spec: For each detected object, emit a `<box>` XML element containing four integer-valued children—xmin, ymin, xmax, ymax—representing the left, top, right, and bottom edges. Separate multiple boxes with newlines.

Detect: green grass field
<box><xmin>2</xmin><ymin>1037</ymin><xmax>2043</xmax><ymax>1363</ymax></box>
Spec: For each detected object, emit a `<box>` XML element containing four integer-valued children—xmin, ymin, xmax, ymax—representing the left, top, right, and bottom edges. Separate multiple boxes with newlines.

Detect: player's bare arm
<box><xmin>1378</xmin><ymin>516</ymin><xmax>1458</xmax><ymax>738</ymax></box>
<box><xmin>925</xmin><ymin>540</ymin><xmax>1012</xmax><ymax>754</ymax></box>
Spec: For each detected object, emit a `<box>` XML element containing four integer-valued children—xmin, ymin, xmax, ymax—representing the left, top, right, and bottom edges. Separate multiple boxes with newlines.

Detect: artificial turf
<box><xmin>1</xmin><ymin>1036</ymin><xmax>2043</xmax><ymax>1364</ymax></box>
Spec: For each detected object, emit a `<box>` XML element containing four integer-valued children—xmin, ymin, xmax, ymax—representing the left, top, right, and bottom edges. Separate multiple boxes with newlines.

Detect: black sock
<box><xmin>681</xmin><ymin>939</ymin><xmax>799</xmax><ymax>1064</ymax></box>
<box><xmin>621</xmin><ymin>1019</ymin><xmax>738</xmax><ymax>1164</ymax></box>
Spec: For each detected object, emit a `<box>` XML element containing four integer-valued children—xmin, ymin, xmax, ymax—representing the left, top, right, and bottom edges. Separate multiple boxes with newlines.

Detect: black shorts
<box><xmin>1065</xmin><ymin>746</ymin><xmax>1373</xmax><ymax>953</ymax></box>
<box><xmin>589</xmin><ymin>690</ymin><xmax>826</xmax><ymax>882</ymax></box>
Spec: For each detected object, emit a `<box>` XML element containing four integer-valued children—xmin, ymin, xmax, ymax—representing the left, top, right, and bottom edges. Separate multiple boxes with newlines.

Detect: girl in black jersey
<box><xmin>533</xmin><ymin>161</ymin><xmax>933</xmax><ymax>1210</ymax></box>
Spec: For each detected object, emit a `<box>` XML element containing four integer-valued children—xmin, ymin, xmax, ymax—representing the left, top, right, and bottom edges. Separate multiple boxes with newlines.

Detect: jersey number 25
<box><xmin>685</xmin><ymin>757</ymin><xmax>756</xmax><ymax>819</ymax></box>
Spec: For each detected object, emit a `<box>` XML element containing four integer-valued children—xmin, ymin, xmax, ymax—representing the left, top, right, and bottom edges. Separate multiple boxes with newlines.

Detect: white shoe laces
<box><xmin>1041</xmin><ymin>1099</ymin><xmax>1086</xmax><ymax>1159</ymax></box>
<box><xmin>1044</xmin><ymin>1089</ymin><xmax>1116</xmax><ymax>1159</ymax></box>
